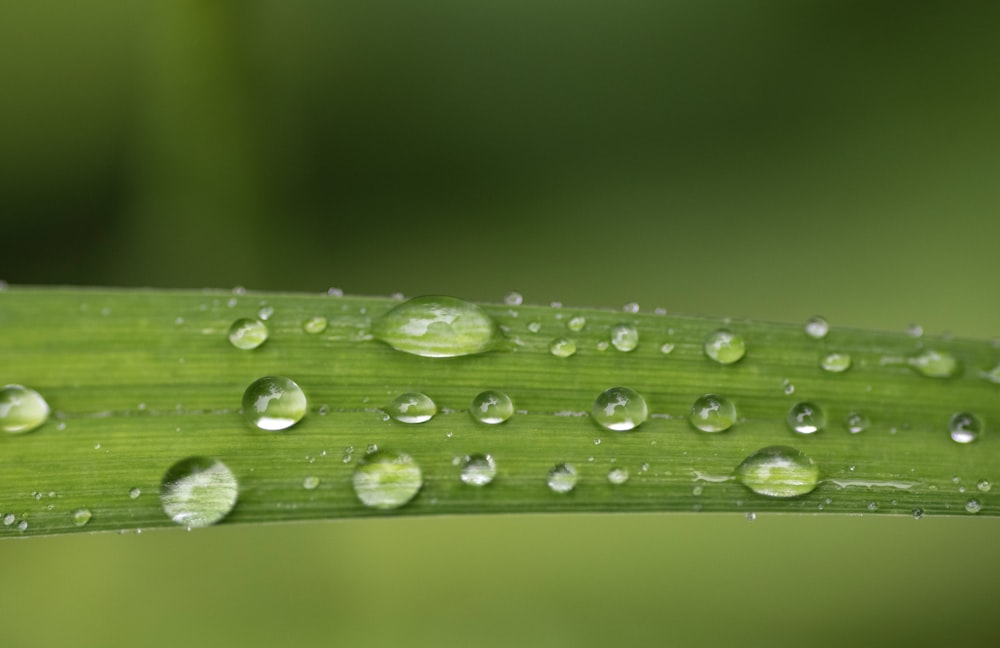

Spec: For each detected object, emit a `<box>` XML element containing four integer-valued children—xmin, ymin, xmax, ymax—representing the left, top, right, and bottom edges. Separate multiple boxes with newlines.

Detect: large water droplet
<box><xmin>302</xmin><ymin>316</ymin><xmax>328</xmax><ymax>335</ymax></box>
<box><xmin>820</xmin><ymin>352</ymin><xmax>852</xmax><ymax>373</ymax></box>
<box><xmin>735</xmin><ymin>446</ymin><xmax>819</xmax><ymax>498</ymax></box>
<box><xmin>689</xmin><ymin>394</ymin><xmax>737</xmax><ymax>433</ymax></box>
<box><xmin>0</xmin><ymin>384</ymin><xmax>50</xmax><ymax>434</ymax></box>
<box><xmin>242</xmin><ymin>376</ymin><xmax>307</xmax><ymax>431</ymax></box>
<box><xmin>949</xmin><ymin>412</ymin><xmax>982</xmax><ymax>444</ymax></box>
<box><xmin>909</xmin><ymin>349</ymin><xmax>960</xmax><ymax>378</ymax></box>
<box><xmin>549</xmin><ymin>338</ymin><xmax>577</xmax><ymax>358</ymax></box>
<box><xmin>610</xmin><ymin>324</ymin><xmax>639</xmax><ymax>352</ymax></box>
<box><xmin>547</xmin><ymin>464</ymin><xmax>578</xmax><ymax>493</ymax></box>
<box><xmin>703</xmin><ymin>329</ymin><xmax>746</xmax><ymax>365</ymax></box>
<box><xmin>804</xmin><ymin>316</ymin><xmax>829</xmax><ymax>339</ymax></box>
<box><xmin>469</xmin><ymin>390</ymin><xmax>514</xmax><ymax>425</ymax></box>
<box><xmin>228</xmin><ymin>318</ymin><xmax>268</xmax><ymax>350</ymax></box>
<box><xmin>352</xmin><ymin>452</ymin><xmax>423</xmax><ymax>509</ymax></box>
<box><xmin>386</xmin><ymin>392</ymin><xmax>437</xmax><ymax>424</ymax></box>
<box><xmin>372</xmin><ymin>295</ymin><xmax>501</xmax><ymax>358</ymax></box>
<box><xmin>460</xmin><ymin>454</ymin><xmax>497</xmax><ymax>486</ymax></box>
<box><xmin>72</xmin><ymin>509</ymin><xmax>92</xmax><ymax>527</ymax></box>
<box><xmin>607</xmin><ymin>467</ymin><xmax>630</xmax><ymax>485</ymax></box>
<box><xmin>159</xmin><ymin>457</ymin><xmax>239</xmax><ymax>529</ymax></box>
<box><xmin>788</xmin><ymin>402</ymin><xmax>825</xmax><ymax>435</ymax></box>
<box><xmin>592</xmin><ymin>387</ymin><xmax>648</xmax><ymax>431</ymax></box>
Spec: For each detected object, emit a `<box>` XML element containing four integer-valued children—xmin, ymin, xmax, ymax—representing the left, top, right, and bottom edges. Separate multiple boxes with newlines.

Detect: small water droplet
<box><xmin>547</xmin><ymin>464</ymin><xmax>578</xmax><ymax>493</ymax></box>
<box><xmin>689</xmin><ymin>394</ymin><xmax>737</xmax><ymax>433</ymax></box>
<box><xmin>504</xmin><ymin>292</ymin><xmax>523</xmax><ymax>306</ymax></box>
<box><xmin>592</xmin><ymin>387</ymin><xmax>648</xmax><ymax>432</ymax></box>
<box><xmin>0</xmin><ymin>384</ymin><xmax>50</xmax><ymax>434</ymax></box>
<box><xmin>782</xmin><ymin>380</ymin><xmax>795</xmax><ymax>395</ymax></box>
<box><xmin>746</xmin><ymin>512</ymin><xmax>757</xmax><ymax>522</ymax></box>
<box><xmin>460</xmin><ymin>454</ymin><xmax>497</xmax><ymax>486</ymax></box>
<box><xmin>906</xmin><ymin>323</ymin><xmax>924</xmax><ymax>338</ymax></box>
<box><xmin>470</xmin><ymin>390</ymin><xmax>514</xmax><ymax>425</ymax></box>
<box><xmin>242</xmin><ymin>376</ymin><xmax>308</xmax><ymax>431</ymax></box>
<box><xmin>820</xmin><ymin>352</ymin><xmax>852</xmax><ymax>373</ymax></box>
<box><xmin>966</xmin><ymin>499</ymin><xmax>983</xmax><ymax>514</ymax></box>
<box><xmin>867</xmin><ymin>501</ymin><xmax>879</xmax><ymax>512</ymax></box>
<box><xmin>72</xmin><ymin>509</ymin><xmax>92</xmax><ymax>527</ymax></box>
<box><xmin>227</xmin><ymin>318</ymin><xmax>268</xmax><ymax>350</ymax></box>
<box><xmin>526</xmin><ymin>321</ymin><xmax>542</xmax><ymax>334</ymax></box>
<box><xmin>788</xmin><ymin>402</ymin><xmax>825</xmax><ymax>435</ymax></box>
<box><xmin>567</xmin><ymin>315</ymin><xmax>587</xmax><ymax>332</ymax></box>
<box><xmin>659</xmin><ymin>342</ymin><xmax>675</xmax><ymax>355</ymax></box>
<box><xmin>607</xmin><ymin>467</ymin><xmax>629</xmax><ymax>485</ymax></box>
<box><xmin>303</xmin><ymin>316</ymin><xmax>328</xmax><ymax>334</ymax></box>
<box><xmin>804</xmin><ymin>316</ymin><xmax>829</xmax><ymax>339</ymax></box>
<box><xmin>949</xmin><ymin>412</ymin><xmax>982</xmax><ymax>444</ymax></box>
<box><xmin>703</xmin><ymin>329</ymin><xmax>746</xmax><ymax>365</ymax></box>
<box><xmin>735</xmin><ymin>446</ymin><xmax>819</xmax><ymax>498</ymax></box>
<box><xmin>129</xmin><ymin>488</ymin><xmax>141</xmax><ymax>499</ymax></box>
<box><xmin>623</xmin><ymin>302</ymin><xmax>640</xmax><ymax>314</ymax></box>
<box><xmin>352</xmin><ymin>452</ymin><xmax>423</xmax><ymax>509</ymax></box>
<box><xmin>372</xmin><ymin>295</ymin><xmax>501</xmax><ymax>358</ymax></box>
<box><xmin>549</xmin><ymin>337</ymin><xmax>577</xmax><ymax>358</ymax></box>
<box><xmin>17</xmin><ymin>520</ymin><xmax>27</xmax><ymax>532</ymax></box>
<box><xmin>977</xmin><ymin>480</ymin><xmax>991</xmax><ymax>493</ymax></box>
<box><xmin>610</xmin><ymin>324</ymin><xmax>639</xmax><ymax>352</ymax></box>
<box><xmin>2</xmin><ymin>513</ymin><xmax>14</xmax><ymax>526</ymax></box>
<box><xmin>844</xmin><ymin>412</ymin><xmax>869</xmax><ymax>434</ymax></box>
<box><xmin>386</xmin><ymin>392</ymin><xmax>437</xmax><ymax>424</ymax></box>
<box><xmin>909</xmin><ymin>349</ymin><xmax>960</xmax><ymax>378</ymax></box>
<box><xmin>257</xmin><ymin>306</ymin><xmax>275</xmax><ymax>321</ymax></box>
<box><xmin>160</xmin><ymin>456</ymin><xmax>239</xmax><ymax>529</ymax></box>
<box><xmin>912</xmin><ymin>507</ymin><xmax>924</xmax><ymax>519</ymax></box>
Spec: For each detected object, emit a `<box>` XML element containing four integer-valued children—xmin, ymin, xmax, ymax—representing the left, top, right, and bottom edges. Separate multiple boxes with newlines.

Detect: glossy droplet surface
<box><xmin>845</xmin><ymin>412</ymin><xmax>869</xmax><ymax>434</ymax></box>
<box><xmin>302</xmin><ymin>316</ymin><xmax>328</xmax><ymax>334</ymax></box>
<box><xmin>549</xmin><ymin>338</ymin><xmax>577</xmax><ymax>358</ymax></box>
<box><xmin>470</xmin><ymin>390</ymin><xmax>514</xmax><ymax>425</ymax></box>
<box><xmin>352</xmin><ymin>452</ymin><xmax>423</xmax><ymax>509</ymax></box>
<box><xmin>607</xmin><ymin>467</ymin><xmax>630</xmax><ymax>485</ymax></box>
<box><xmin>689</xmin><ymin>394</ymin><xmax>737</xmax><ymax>433</ymax></box>
<box><xmin>0</xmin><ymin>384</ymin><xmax>50</xmax><ymax>434</ymax></box>
<box><xmin>72</xmin><ymin>509</ymin><xmax>92</xmax><ymax>527</ymax></box>
<box><xmin>909</xmin><ymin>349</ymin><xmax>960</xmax><ymax>378</ymax></box>
<box><xmin>567</xmin><ymin>315</ymin><xmax>587</xmax><ymax>332</ymax></box>
<box><xmin>949</xmin><ymin>412</ymin><xmax>982</xmax><ymax>444</ymax></box>
<box><xmin>735</xmin><ymin>446</ymin><xmax>819</xmax><ymax>498</ymax></box>
<box><xmin>242</xmin><ymin>376</ymin><xmax>307</xmax><ymax>431</ymax></box>
<box><xmin>820</xmin><ymin>352</ymin><xmax>852</xmax><ymax>373</ymax></box>
<box><xmin>303</xmin><ymin>476</ymin><xmax>320</xmax><ymax>490</ymax></box>
<box><xmin>460</xmin><ymin>454</ymin><xmax>497</xmax><ymax>486</ymax></box>
<box><xmin>804</xmin><ymin>316</ymin><xmax>829</xmax><ymax>339</ymax></box>
<box><xmin>159</xmin><ymin>457</ymin><xmax>239</xmax><ymax>529</ymax></box>
<box><xmin>704</xmin><ymin>329</ymin><xmax>746</xmax><ymax>365</ymax></box>
<box><xmin>372</xmin><ymin>295</ymin><xmax>501</xmax><ymax>358</ymax></box>
<box><xmin>547</xmin><ymin>464</ymin><xmax>578</xmax><ymax>493</ymax></box>
<box><xmin>788</xmin><ymin>401</ymin><xmax>825</xmax><ymax>435</ymax></box>
<box><xmin>592</xmin><ymin>387</ymin><xmax>648</xmax><ymax>432</ymax></box>
<box><xmin>386</xmin><ymin>392</ymin><xmax>437</xmax><ymax>424</ymax></box>
<box><xmin>228</xmin><ymin>318</ymin><xmax>268</xmax><ymax>350</ymax></box>
<box><xmin>966</xmin><ymin>499</ymin><xmax>982</xmax><ymax>514</ymax></box>
<box><xmin>610</xmin><ymin>324</ymin><xmax>639</xmax><ymax>352</ymax></box>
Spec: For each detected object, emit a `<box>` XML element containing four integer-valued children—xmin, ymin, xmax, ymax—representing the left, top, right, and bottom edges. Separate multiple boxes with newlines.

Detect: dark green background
<box><xmin>2</xmin><ymin>2</ymin><xmax>999</xmax><ymax>646</ymax></box>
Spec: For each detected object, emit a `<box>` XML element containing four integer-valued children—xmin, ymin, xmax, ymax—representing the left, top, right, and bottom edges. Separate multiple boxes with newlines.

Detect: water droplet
<box><xmin>547</xmin><ymin>464</ymin><xmax>578</xmax><ymax>493</ymax></box>
<box><xmin>469</xmin><ymin>390</ymin><xmax>514</xmax><ymax>425</ymax></box>
<box><xmin>72</xmin><ymin>509</ymin><xmax>92</xmax><ymax>527</ymax></box>
<box><xmin>460</xmin><ymin>454</ymin><xmax>497</xmax><ymax>486</ymax></box>
<box><xmin>17</xmin><ymin>520</ymin><xmax>28</xmax><ymax>532</ymax></box>
<box><xmin>623</xmin><ymin>302</ymin><xmax>640</xmax><ymax>314</ymax></box>
<box><xmin>746</xmin><ymin>512</ymin><xmax>757</xmax><ymax>522</ymax></box>
<box><xmin>735</xmin><ymin>446</ymin><xmax>819</xmax><ymax>498</ymax></box>
<box><xmin>867</xmin><ymin>501</ymin><xmax>879</xmax><ymax>512</ymax></box>
<box><xmin>159</xmin><ymin>457</ymin><xmax>239</xmax><ymax>529</ymax></box>
<box><xmin>567</xmin><ymin>316</ymin><xmax>587</xmax><ymax>332</ymax></box>
<box><xmin>820</xmin><ymin>352</ymin><xmax>852</xmax><ymax>373</ymax></box>
<box><xmin>129</xmin><ymin>488</ymin><xmax>141</xmax><ymax>499</ymax></box>
<box><xmin>659</xmin><ymin>342</ymin><xmax>675</xmax><ymax>355</ymax></box>
<box><xmin>909</xmin><ymin>349</ymin><xmax>960</xmax><ymax>378</ymax></box>
<box><xmin>303</xmin><ymin>316</ymin><xmax>328</xmax><ymax>335</ymax></box>
<box><xmin>844</xmin><ymin>412</ymin><xmax>869</xmax><ymax>434</ymax></box>
<box><xmin>912</xmin><ymin>507</ymin><xmax>924</xmax><ymax>519</ymax></box>
<box><xmin>242</xmin><ymin>376</ymin><xmax>308</xmax><ymax>431</ymax></box>
<box><xmin>610</xmin><ymin>324</ymin><xmax>639</xmax><ymax>352</ymax></box>
<box><xmin>2</xmin><ymin>513</ymin><xmax>14</xmax><ymax>526</ymax></box>
<box><xmin>504</xmin><ymin>292</ymin><xmax>523</xmax><ymax>306</ymax></box>
<box><xmin>257</xmin><ymin>306</ymin><xmax>275</xmax><ymax>321</ymax></box>
<box><xmin>607</xmin><ymin>467</ymin><xmax>630</xmax><ymax>485</ymax></box>
<box><xmin>372</xmin><ymin>296</ymin><xmax>501</xmax><ymax>358</ymax></box>
<box><xmin>352</xmin><ymin>452</ymin><xmax>423</xmax><ymax>509</ymax></box>
<box><xmin>977</xmin><ymin>480</ymin><xmax>991</xmax><ymax>493</ymax></box>
<box><xmin>386</xmin><ymin>392</ymin><xmax>437</xmax><ymax>424</ymax></box>
<box><xmin>302</xmin><ymin>476</ymin><xmax>320</xmax><ymax>490</ymax></box>
<box><xmin>782</xmin><ymin>380</ymin><xmax>795</xmax><ymax>395</ymax></box>
<box><xmin>949</xmin><ymin>412</ymin><xmax>982</xmax><ymax>444</ymax></box>
<box><xmin>227</xmin><ymin>318</ymin><xmax>268</xmax><ymax>350</ymax></box>
<box><xmin>703</xmin><ymin>329</ymin><xmax>746</xmax><ymax>365</ymax></box>
<box><xmin>0</xmin><ymin>384</ymin><xmax>50</xmax><ymax>434</ymax></box>
<box><xmin>549</xmin><ymin>338</ymin><xmax>577</xmax><ymax>358</ymax></box>
<box><xmin>688</xmin><ymin>394</ymin><xmax>737</xmax><ymax>433</ymax></box>
<box><xmin>906</xmin><ymin>323</ymin><xmax>924</xmax><ymax>338</ymax></box>
<box><xmin>788</xmin><ymin>402</ymin><xmax>825</xmax><ymax>435</ymax></box>
<box><xmin>804</xmin><ymin>316</ymin><xmax>829</xmax><ymax>339</ymax></box>
<box><xmin>966</xmin><ymin>499</ymin><xmax>983</xmax><ymax>514</ymax></box>
<box><xmin>592</xmin><ymin>387</ymin><xmax>648</xmax><ymax>432</ymax></box>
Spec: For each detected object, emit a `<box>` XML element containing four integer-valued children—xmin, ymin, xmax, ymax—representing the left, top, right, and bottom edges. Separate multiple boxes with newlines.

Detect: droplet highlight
<box><xmin>592</xmin><ymin>387</ymin><xmax>648</xmax><ymax>432</ymax></box>
<box><xmin>703</xmin><ymin>329</ymin><xmax>746</xmax><ymax>365</ymax></box>
<box><xmin>688</xmin><ymin>394</ymin><xmax>737</xmax><ymax>433</ymax></box>
<box><xmin>0</xmin><ymin>384</ymin><xmax>50</xmax><ymax>434</ymax></box>
<box><xmin>228</xmin><ymin>318</ymin><xmax>268</xmax><ymax>350</ymax></box>
<box><xmin>242</xmin><ymin>376</ymin><xmax>307</xmax><ymax>431</ymax></box>
<box><xmin>547</xmin><ymin>464</ymin><xmax>578</xmax><ymax>494</ymax></box>
<box><xmin>352</xmin><ymin>452</ymin><xmax>423</xmax><ymax>510</ymax></box>
<box><xmin>372</xmin><ymin>295</ymin><xmax>501</xmax><ymax>358</ymax></box>
<box><xmin>788</xmin><ymin>401</ymin><xmax>825</xmax><ymax>435</ymax></box>
<box><xmin>386</xmin><ymin>392</ymin><xmax>437</xmax><ymax>424</ymax></box>
<box><xmin>460</xmin><ymin>454</ymin><xmax>497</xmax><ymax>486</ymax></box>
<box><xmin>735</xmin><ymin>446</ymin><xmax>820</xmax><ymax>498</ymax></box>
<box><xmin>469</xmin><ymin>390</ymin><xmax>514</xmax><ymax>425</ymax></box>
<box><xmin>949</xmin><ymin>412</ymin><xmax>982</xmax><ymax>444</ymax></box>
<box><xmin>159</xmin><ymin>456</ymin><xmax>239</xmax><ymax>529</ymax></box>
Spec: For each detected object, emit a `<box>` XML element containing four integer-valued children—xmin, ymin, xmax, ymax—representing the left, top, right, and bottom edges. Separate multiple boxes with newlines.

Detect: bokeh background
<box><xmin>2</xmin><ymin>2</ymin><xmax>999</xmax><ymax>646</ymax></box>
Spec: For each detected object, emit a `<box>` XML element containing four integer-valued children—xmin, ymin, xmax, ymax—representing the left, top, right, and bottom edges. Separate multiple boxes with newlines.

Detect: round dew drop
<box><xmin>610</xmin><ymin>324</ymin><xmax>639</xmax><ymax>352</ymax></box>
<box><xmin>460</xmin><ymin>454</ymin><xmax>497</xmax><ymax>486</ymax></box>
<box><xmin>788</xmin><ymin>402</ymin><xmax>825</xmax><ymax>435</ymax></box>
<box><xmin>549</xmin><ymin>337</ymin><xmax>577</xmax><ymax>358</ymax></box>
<box><xmin>352</xmin><ymin>452</ymin><xmax>423</xmax><ymax>510</ymax></box>
<box><xmin>72</xmin><ymin>509</ymin><xmax>92</xmax><ymax>527</ymax></box>
<box><xmin>689</xmin><ymin>394</ymin><xmax>737</xmax><ymax>433</ymax></box>
<box><xmin>159</xmin><ymin>456</ymin><xmax>239</xmax><ymax>529</ymax></box>
<box><xmin>228</xmin><ymin>318</ymin><xmax>268</xmax><ymax>350</ymax></box>
<box><xmin>386</xmin><ymin>392</ymin><xmax>437</xmax><ymax>424</ymax></box>
<box><xmin>804</xmin><ymin>316</ymin><xmax>829</xmax><ymax>339</ymax></box>
<box><xmin>303</xmin><ymin>476</ymin><xmax>320</xmax><ymax>490</ymax></box>
<box><xmin>0</xmin><ymin>384</ymin><xmax>50</xmax><ymax>434</ymax></box>
<box><xmin>966</xmin><ymin>499</ymin><xmax>983</xmax><ymax>514</ymax></box>
<box><xmin>735</xmin><ymin>446</ymin><xmax>820</xmax><ymax>498</ymax></box>
<box><xmin>592</xmin><ymin>387</ymin><xmax>648</xmax><ymax>432</ymax></box>
<box><xmin>302</xmin><ymin>316</ymin><xmax>328</xmax><ymax>334</ymax></box>
<box><xmin>547</xmin><ymin>464</ymin><xmax>578</xmax><ymax>494</ymax></box>
<box><xmin>372</xmin><ymin>295</ymin><xmax>501</xmax><ymax>358</ymax></box>
<box><xmin>470</xmin><ymin>390</ymin><xmax>514</xmax><ymax>425</ymax></box>
<box><xmin>703</xmin><ymin>329</ymin><xmax>746</xmax><ymax>365</ymax></box>
<box><xmin>908</xmin><ymin>349</ymin><xmax>960</xmax><ymax>378</ymax></box>
<box><xmin>242</xmin><ymin>376</ymin><xmax>307</xmax><ymax>431</ymax></box>
<box><xmin>607</xmin><ymin>467</ymin><xmax>630</xmax><ymax>485</ymax></box>
<box><xmin>567</xmin><ymin>315</ymin><xmax>587</xmax><ymax>332</ymax></box>
<box><xmin>844</xmin><ymin>412</ymin><xmax>869</xmax><ymax>434</ymax></box>
<box><xmin>949</xmin><ymin>412</ymin><xmax>982</xmax><ymax>444</ymax></box>
<box><xmin>820</xmin><ymin>352</ymin><xmax>852</xmax><ymax>373</ymax></box>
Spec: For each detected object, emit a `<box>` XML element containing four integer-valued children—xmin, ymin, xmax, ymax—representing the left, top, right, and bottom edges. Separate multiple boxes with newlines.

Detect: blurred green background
<box><xmin>2</xmin><ymin>2</ymin><xmax>999</xmax><ymax>646</ymax></box>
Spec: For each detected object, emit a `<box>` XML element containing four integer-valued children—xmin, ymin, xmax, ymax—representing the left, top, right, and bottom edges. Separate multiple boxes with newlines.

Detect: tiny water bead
<box><xmin>504</xmin><ymin>291</ymin><xmax>523</xmax><ymax>306</ymax></box>
<box><xmin>592</xmin><ymin>387</ymin><xmax>648</xmax><ymax>432</ymax></box>
<box><xmin>386</xmin><ymin>392</ymin><xmax>437</xmax><ymax>424</ymax></box>
<box><xmin>72</xmin><ymin>509</ymin><xmax>92</xmax><ymax>527</ymax></box>
<box><xmin>607</xmin><ymin>467</ymin><xmax>630</xmax><ymax>485</ymax></box>
<box><xmin>688</xmin><ymin>394</ymin><xmax>737</xmax><ymax>433</ymax></box>
<box><xmin>302</xmin><ymin>315</ymin><xmax>328</xmax><ymax>334</ymax></box>
<box><xmin>567</xmin><ymin>315</ymin><xmax>587</xmax><ymax>332</ymax></box>
<box><xmin>735</xmin><ymin>446</ymin><xmax>820</xmax><ymax>498</ymax></box>
<box><xmin>844</xmin><ymin>412</ymin><xmax>869</xmax><ymax>434</ymax></box>
<box><xmin>159</xmin><ymin>457</ymin><xmax>239</xmax><ymax>529</ymax></box>
<box><xmin>460</xmin><ymin>454</ymin><xmax>497</xmax><ymax>486</ymax></box>
<box><xmin>547</xmin><ymin>464</ymin><xmax>578</xmax><ymax>493</ymax></box>
<box><xmin>227</xmin><ymin>318</ymin><xmax>268</xmax><ymax>350</ymax></box>
<box><xmin>470</xmin><ymin>390</ymin><xmax>514</xmax><ymax>425</ymax></box>
<box><xmin>352</xmin><ymin>452</ymin><xmax>423</xmax><ymax>510</ymax></box>
<box><xmin>372</xmin><ymin>295</ymin><xmax>501</xmax><ymax>358</ymax></box>
<box><xmin>949</xmin><ymin>412</ymin><xmax>982</xmax><ymax>444</ymax></box>
<box><xmin>242</xmin><ymin>376</ymin><xmax>308</xmax><ymax>431</ymax></box>
<box><xmin>610</xmin><ymin>324</ymin><xmax>639</xmax><ymax>352</ymax></box>
<box><xmin>303</xmin><ymin>476</ymin><xmax>320</xmax><ymax>490</ymax></box>
<box><xmin>966</xmin><ymin>499</ymin><xmax>983</xmax><ymax>514</ymax></box>
<box><xmin>820</xmin><ymin>352</ymin><xmax>852</xmax><ymax>373</ymax></box>
<box><xmin>129</xmin><ymin>488</ymin><xmax>141</xmax><ymax>500</ymax></box>
<box><xmin>659</xmin><ymin>342</ymin><xmax>675</xmax><ymax>355</ymax></box>
<box><xmin>908</xmin><ymin>349</ymin><xmax>960</xmax><ymax>378</ymax></box>
<box><xmin>804</xmin><ymin>316</ymin><xmax>829</xmax><ymax>339</ymax></box>
<box><xmin>703</xmin><ymin>329</ymin><xmax>746</xmax><ymax>365</ymax></box>
<box><xmin>788</xmin><ymin>402</ymin><xmax>825</xmax><ymax>435</ymax></box>
<box><xmin>549</xmin><ymin>338</ymin><xmax>577</xmax><ymax>358</ymax></box>
<box><xmin>0</xmin><ymin>384</ymin><xmax>50</xmax><ymax>434</ymax></box>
